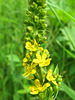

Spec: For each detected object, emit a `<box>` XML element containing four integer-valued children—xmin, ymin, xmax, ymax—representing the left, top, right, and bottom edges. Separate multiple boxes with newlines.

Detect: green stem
<box><xmin>36</xmin><ymin>66</ymin><xmax>43</xmax><ymax>84</ymax></box>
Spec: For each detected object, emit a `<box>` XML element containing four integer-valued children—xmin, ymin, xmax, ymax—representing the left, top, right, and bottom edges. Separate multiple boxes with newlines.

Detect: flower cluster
<box><xmin>23</xmin><ymin>0</ymin><xmax>62</xmax><ymax>99</ymax></box>
<box><xmin>24</xmin><ymin>0</ymin><xmax>47</xmax><ymax>43</ymax></box>
<box><xmin>23</xmin><ymin>39</ymin><xmax>62</xmax><ymax>96</ymax></box>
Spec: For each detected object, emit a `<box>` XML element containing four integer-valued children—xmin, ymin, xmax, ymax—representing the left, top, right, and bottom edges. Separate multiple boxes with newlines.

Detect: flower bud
<box><xmin>34</xmin><ymin>15</ymin><xmax>39</xmax><ymax>22</ymax></box>
<box><xmin>42</xmin><ymin>23</ymin><xmax>47</xmax><ymax>29</ymax></box>
<box><xmin>58</xmin><ymin>82</ymin><xmax>61</xmax><ymax>86</ymax></box>
<box><xmin>57</xmin><ymin>78</ymin><xmax>62</xmax><ymax>82</ymax></box>
<box><xmin>26</xmin><ymin>26</ymin><xmax>34</xmax><ymax>33</ymax></box>
<box><xmin>53</xmin><ymin>85</ymin><xmax>59</xmax><ymax>91</ymax></box>
<box><xmin>43</xmin><ymin>4</ymin><xmax>47</xmax><ymax>8</ymax></box>
<box><xmin>31</xmin><ymin>2</ymin><xmax>37</xmax><ymax>9</ymax></box>
<box><xmin>49</xmin><ymin>86</ymin><xmax>53</xmax><ymax>92</ymax></box>
<box><xmin>26</xmin><ymin>11</ymin><xmax>32</xmax><ymax>16</ymax></box>
<box><xmin>25</xmin><ymin>37</ymin><xmax>31</xmax><ymax>41</ymax></box>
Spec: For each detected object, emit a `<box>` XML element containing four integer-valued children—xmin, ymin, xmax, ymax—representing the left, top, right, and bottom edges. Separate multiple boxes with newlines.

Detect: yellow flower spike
<box><xmin>29</xmin><ymin>79</ymin><xmax>50</xmax><ymax>95</ymax></box>
<box><xmin>46</xmin><ymin>69</ymin><xmax>57</xmax><ymax>85</ymax></box>
<box><xmin>33</xmin><ymin>52</ymin><xmax>52</xmax><ymax>67</ymax></box>
<box><xmin>25</xmin><ymin>39</ymin><xmax>39</xmax><ymax>51</ymax></box>
<box><xmin>23</xmin><ymin>57</ymin><xmax>28</xmax><ymax>62</ymax></box>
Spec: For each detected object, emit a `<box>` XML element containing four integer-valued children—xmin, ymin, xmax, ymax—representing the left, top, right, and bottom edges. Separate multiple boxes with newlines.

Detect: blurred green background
<box><xmin>0</xmin><ymin>0</ymin><xmax>75</xmax><ymax>100</ymax></box>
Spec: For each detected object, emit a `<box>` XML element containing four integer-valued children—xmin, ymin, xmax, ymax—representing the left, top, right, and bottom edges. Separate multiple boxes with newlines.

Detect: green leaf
<box><xmin>17</xmin><ymin>89</ymin><xmax>30</xmax><ymax>94</ymax></box>
<box><xmin>46</xmin><ymin>1</ymin><xmax>75</xmax><ymax>22</ymax></box>
<box><xmin>53</xmin><ymin>65</ymin><xmax>59</xmax><ymax>74</ymax></box>
<box><xmin>56</xmin><ymin>40</ymin><xmax>75</xmax><ymax>59</ymax></box>
<box><xmin>60</xmin><ymin>82</ymin><xmax>75</xmax><ymax>100</ymax></box>
<box><xmin>69</xmin><ymin>63</ymin><xmax>75</xmax><ymax>75</ymax></box>
<box><xmin>49</xmin><ymin>64</ymin><xmax>54</xmax><ymax>71</ymax></box>
<box><xmin>60</xmin><ymin>26</ymin><xmax>75</xmax><ymax>51</ymax></box>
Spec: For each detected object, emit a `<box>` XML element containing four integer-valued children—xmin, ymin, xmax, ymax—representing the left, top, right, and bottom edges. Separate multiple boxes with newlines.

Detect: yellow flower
<box><xmin>23</xmin><ymin>57</ymin><xmax>28</xmax><ymax>62</ymax></box>
<box><xmin>44</xmin><ymin>49</ymin><xmax>48</xmax><ymax>53</ymax></box>
<box><xmin>38</xmin><ymin>47</ymin><xmax>43</xmax><ymax>52</ymax></box>
<box><xmin>25</xmin><ymin>39</ymin><xmax>39</xmax><ymax>51</ymax></box>
<box><xmin>29</xmin><ymin>79</ymin><xmax>50</xmax><ymax>95</ymax></box>
<box><xmin>33</xmin><ymin>53</ymin><xmax>52</xmax><ymax>67</ymax></box>
<box><xmin>30</xmin><ymin>51</ymin><xmax>33</xmax><ymax>56</ymax></box>
<box><xmin>23</xmin><ymin>62</ymin><xmax>37</xmax><ymax>78</ymax></box>
<box><xmin>26</xmin><ymin>53</ymin><xmax>30</xmax><ymax>58</ymax></box>
<box><xmin>46</xmin><ymin>69</ymin><xmax>57</xmax><ymax>85</ymax></box>
<box><xmin>23</xmin><ymin>62</ymin><xmax>27</xmax><ymax>67</ymax></box>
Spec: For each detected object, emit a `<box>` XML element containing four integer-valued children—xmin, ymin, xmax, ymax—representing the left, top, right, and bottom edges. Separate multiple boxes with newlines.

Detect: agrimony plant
<box><xmin>23</xmin><ymin>0</ymin><xmax>62</xmax><ymax>99</ymax></box>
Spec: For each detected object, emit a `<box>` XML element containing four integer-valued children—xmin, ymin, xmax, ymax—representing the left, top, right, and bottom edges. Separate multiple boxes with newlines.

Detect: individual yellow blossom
<box><xmin>23</xmin><ymin>62</ymin><xmax>37</xmax><ymax>78</ymax></box>
<box><xmin>23</xmin><ymin>57</ymin><xmax>28</xmax><ymax>62</ymax></box>
<box><xmin>33</xmin><ymin>53</ymin><xmax>52</xmax><ymax>67</ymax></box>
<box><xmin>23</xmin><ymin>62</ymin><xmax>27</xmax><ymax>67</ymax></box>
<box><xmin>29</xmin><ymin>79</ymin><xmax>50</xmax><ymax>95</ymax></box>
<box><xmin>25</xmin><ymin>39</ymin><xmax>39</xmax><ymax>51</ymax></box>
<box><xmin>46</xmin><ymin>69</ymin><xmax>57</xmax><ymax>85</ymax></box>
<box><xmin>26</xmin><ymin>53</ymin><xmax>30</xmax><ymax>58</ymax></box>
<box><xmin>30</xmin><ymin>51</ymin><xmax>33</xmax><ymax>56</ymax></box>
<box><xmin>44</xmin><ymin>49</ymin><xmax>48</xmax><ymax>53</ymax></box>
<box><xmin>38</xmin><ymin>47</ymin><xmax>43</xmax><ymax>52</ymax></box>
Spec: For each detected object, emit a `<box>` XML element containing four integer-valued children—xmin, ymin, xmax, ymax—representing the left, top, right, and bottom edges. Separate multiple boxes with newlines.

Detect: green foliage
<box><xmin>60</xmin><ymin>82</ymin><xmax>75</xmax><ymax>100</ymax></box>
<box><xmin>0</xmin><ymin>0</ymin><xmax>75</xmax><ymax>100</ymax></box>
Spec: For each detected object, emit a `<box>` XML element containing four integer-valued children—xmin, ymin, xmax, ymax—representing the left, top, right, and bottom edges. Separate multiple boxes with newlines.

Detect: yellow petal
<box><xmin>22</xmin><ymin>72</ymin><xmax>30</xmax><ymax>77</ymax></box>
<box><xmin>33</xmin><ymin>59</ymin><xmax>39</xmax><ymax>63</ymax></box>
<box><xmin>25</xmin><ymin>42</ymin><xmax>32</xmax><ymax>49</ymax></box>
<box><xmin>34</xmin><ymin>79</ymin><xmax>41</xmax><ymax>87</ymax></box>
<box><xmin>44</xmin><ymin>49</ymin><xmax>48</xmax><ymax>53</ymax></box>
<box><xmin>44</xmin><ymin>58</ymin><xmax>52</xmax><ymax>66</ymax></box>
<box><xmin>36</xmin><ymin>53</ymin><xmax>41</xmax><ymax>60</ymax></box>
<box><xmin>30</xmin><ymin>91</ymin><xmax>39</xmax><ymax>95</ymax></box>
<box><xmin>22</xmin><ymin>63</ymin><xmax>27</xmax><ymax>66</ymax></box>
<box><xmin>31</xmin><ymin>47</ymin><xmax>37</xmax><ymax>51</ymax></box>
<box><xmin>23</xmin><ymin>57</ymin><xmax>28</xmax><ymax>62</ymax></box>
<box><xmin>31</xmin><ymin>68</ymin><xmax>36</xmax><ymax>74</ymax></box>
<box><xmin>48</xmin><ymin>69</ymin><xmax>53</xmax><ymax>76</ymax></box>
<box><xmin>52</xmin><ymin>81</ymin><xmax>58</xmax><ymax>85</ymax></box>
<box><xmin>42</xmin><ymin>83</ymin><xmax>50</xmax><ymax>91</ymax></box>
<box><xmin>29</xmin><ymin>86</ymin><xmax>37</xmax><ymax>91</ymax></box>
<box><xmin>25</xmin><ymin>73</ymin><xmax>30</xmax><ymax>78</ymax></box>
<box><xmin>38</xmin><ymin>47</ymin><xmax>43</xmax><ymax>52</ymax></box>
<box><xmin>39</xmin><ymin>62</ymin><xmax>44</xmax><ymax>67</ymax></box>
<box><xmin>26</xmin><ymin>53</ymin><xmax>30</xmax><ymax>58</ymax></box>
<box><xmin>30</xmin><ymin>51</ymin><xmax>33</xmax><ymax>56</ymax></box>
<box><xmin>42</xmin><ymin>53</ymin><xmax>47</xmax><ymax>59</ymax></box>
<box><xmin>34</xmin><ymin>39</ymin><xmax>38</xmax><ymax>45</ymax></box>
